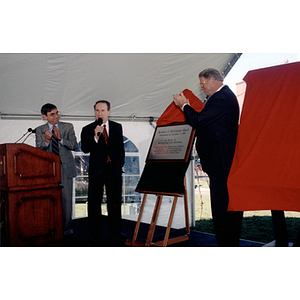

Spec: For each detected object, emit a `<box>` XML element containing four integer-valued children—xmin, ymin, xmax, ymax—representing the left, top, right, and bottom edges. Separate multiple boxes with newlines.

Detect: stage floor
<box><xmin>71</xmin><ymin>216</ymin><xmax>264</xmax><ymax>247</ymax></box>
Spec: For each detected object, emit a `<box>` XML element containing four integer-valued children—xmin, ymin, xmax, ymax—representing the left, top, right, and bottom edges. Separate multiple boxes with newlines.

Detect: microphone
<box><xmin>96</xmin><ymin>118</ymin><xmax>103</xmax><ymax>136</ymax></box>
<box><xmin>15</xmin><ymin>128</ymin><xmax>35</xmax><ymax>143</ymax></box>
<box><xmin>22</xmin><ymin>128</ymin><xmax>36</xmax><ymax>143</ymax></box>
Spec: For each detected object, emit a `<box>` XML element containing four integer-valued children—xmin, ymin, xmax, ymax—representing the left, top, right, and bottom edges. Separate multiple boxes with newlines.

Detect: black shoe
<box><xmin>91</xmin><ymin>238</ymin><xmax>104</xmax><ymax>247</ymax></box>
<box><xmin>110</xmin><ymin>233</ymin><xmax>127</xmax><ymax>246</ymax></box>
<box><xmin>62</xmin><ymin>234</ymin><xmax>79</xmax><ymax>247</ymax></box>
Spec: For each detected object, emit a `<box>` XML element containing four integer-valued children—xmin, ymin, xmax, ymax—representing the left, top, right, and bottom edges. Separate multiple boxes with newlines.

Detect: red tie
<box><xmin>103</xmin><ymin>125</ymin><xmax>110</xmax><ymax>162</ymax></box>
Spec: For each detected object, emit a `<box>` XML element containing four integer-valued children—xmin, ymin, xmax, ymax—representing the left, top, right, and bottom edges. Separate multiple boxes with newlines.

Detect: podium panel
<box><xmin>0</xmin><ymin>143</ymin><xmax>63</xmax><ymax>246</ymax></box>
<box><xmin>2</xmin><ymin>188</ymin><xmax>63</xmax><ymax>246</ymax></box>
<box><xmin>0</xmin><ymin>143</ymin><xmax>61</xmax><ymax>192</ymax></box>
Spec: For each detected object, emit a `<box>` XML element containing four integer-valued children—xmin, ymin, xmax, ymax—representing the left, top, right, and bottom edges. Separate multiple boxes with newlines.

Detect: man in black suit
<box><xmin>80</xmin><ymin>100</ymin><xmax>125</xmax><ymax>245</ymax></box>
<box><xmin>173</xmin><ymin>68</ymin><xmax>243</xmax><ymax>246</ymax></box>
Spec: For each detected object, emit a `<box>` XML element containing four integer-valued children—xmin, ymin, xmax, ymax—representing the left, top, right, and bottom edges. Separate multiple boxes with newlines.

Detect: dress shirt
<box><xmin>47</xmin><ymin>123</ymin><xmax>63</xmax><ymax>145</ymax></box>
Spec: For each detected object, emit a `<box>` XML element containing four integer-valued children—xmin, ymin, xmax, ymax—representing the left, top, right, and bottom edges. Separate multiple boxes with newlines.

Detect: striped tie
<box><xmin>103</xmin><ymin>125</ymin><xmax>110</xmax><ymax>162</ymax></box>
<box><xmin>52</xmin><ymin>128</ymin><xmax>59</xmax><ymax>156</ymax></box>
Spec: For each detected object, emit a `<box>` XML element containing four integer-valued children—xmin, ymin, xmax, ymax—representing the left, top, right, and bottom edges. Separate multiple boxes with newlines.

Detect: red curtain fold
<box><xmin>228</xmin><ymin>62</ymin><xmax>300</xmax><ymax>212</ymax></box>
<box><xmin>156</xmin><ymin>89</ymin><xmax>204</xmax><ymax>126</ymax></box>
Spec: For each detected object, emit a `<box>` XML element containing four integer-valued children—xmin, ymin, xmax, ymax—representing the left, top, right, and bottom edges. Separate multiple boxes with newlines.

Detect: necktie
<box><xmin>102</xmin><ymin>125</ymin><xmax>110</xmax><ymax>162</ymax></box>
<box><xmin>51</xmin><ymin>128</ymin><xmax>59</xmax><ymax>156</ymax></box>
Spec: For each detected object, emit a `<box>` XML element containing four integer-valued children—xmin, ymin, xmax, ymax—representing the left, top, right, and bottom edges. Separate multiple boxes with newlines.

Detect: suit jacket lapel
<box><xmin>58</xmin><ymin>122</ymin><xmax>67</xmax><ymax>139</ymax></box>
<box><xmin>108</xmin><ymin>121</ymin><xmax>112</xmax><ymax>144</ymax></box>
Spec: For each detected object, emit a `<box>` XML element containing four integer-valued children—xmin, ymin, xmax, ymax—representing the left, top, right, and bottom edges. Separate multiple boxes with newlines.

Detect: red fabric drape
<box><xmin>156</xmin><ymin>89</ymin><xmax>204</xmax><ymax>126</ymax></box>
<box><xmin>228</xmin><ymin>62</ymin><xmax>300</xmax><ymax>212</ymax></box>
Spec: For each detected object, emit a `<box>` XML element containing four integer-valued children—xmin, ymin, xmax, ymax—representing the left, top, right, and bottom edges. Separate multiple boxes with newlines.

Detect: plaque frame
<box><xmin>146</xmin><ymin>123</ymin><xmax>195</xmax><ymax>163</ymax></box>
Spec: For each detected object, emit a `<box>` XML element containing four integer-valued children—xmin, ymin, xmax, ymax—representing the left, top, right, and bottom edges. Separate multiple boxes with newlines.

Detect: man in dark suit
<box><xmin>36</xmin><ymin>103</ymin><xmax>78</xmax><ymax>242</ymax></box>
<box><xmin>173</xmin><ymin>68</ymin><xmax>243</xmax><ymax>246</ymax></box>
<box><xmin>80</xmin><ymin>100</ymin><xmax>125</xmax><ymax>245</ymax></box>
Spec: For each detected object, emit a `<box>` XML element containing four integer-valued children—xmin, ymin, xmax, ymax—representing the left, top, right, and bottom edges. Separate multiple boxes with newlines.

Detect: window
<box><xmin>122</xmin><ymin>137</ymin><xmax>141</xmax><ymax>217</ymax></box>
<box><xmin>72</xmin><ymin>137</ymin><xmax>141</xmax><ymax>219</ymax></box>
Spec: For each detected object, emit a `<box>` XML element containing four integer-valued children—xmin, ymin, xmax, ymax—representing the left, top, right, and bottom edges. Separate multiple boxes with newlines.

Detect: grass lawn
<box><xmin>193</xmin><ymin>179</ymin><xmax>300</xmax><ymax>244</ymax></box>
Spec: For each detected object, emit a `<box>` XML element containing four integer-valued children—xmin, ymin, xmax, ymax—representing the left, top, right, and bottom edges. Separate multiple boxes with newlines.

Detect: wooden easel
<box><xmin>126</xmin><ymin>123</ymin><xmax>195</xmax><ymax>247</ymax></box>
<box><xmin>126</xmin><ymin>181</ymin><xmax>190</xmax><ymax>247</ymax></box>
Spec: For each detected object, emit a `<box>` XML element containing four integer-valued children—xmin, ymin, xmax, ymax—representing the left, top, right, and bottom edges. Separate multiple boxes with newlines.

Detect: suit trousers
<box><xmin>88</xmin><ymin>162</ymin><xmax>122</xmax><ymax>240</ymax></box>
<box><xmin>271</xmin><ymin>210</ymin><xmax>289</xmax><ymax>246</ymax></box>
<box><xmin>208</xmin><ymin>170</ymin><xmax>243</xmax><ymax>246</ymax></box>
<box><xmin>61</xmin><ymin>167</ymin><xmax>73</xmax><ymax>236</ymax></box>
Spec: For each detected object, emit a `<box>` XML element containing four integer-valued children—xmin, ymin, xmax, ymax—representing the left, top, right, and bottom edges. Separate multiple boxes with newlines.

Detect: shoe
<box><xmin>110</xmin><ymin>233</ymin><xmax>127</xmax><ymax>246</ymax></box>
<box><xmin>62</xmin><ymin>234</ymin><xmax>79</xmax><ymax>246</ymax></box>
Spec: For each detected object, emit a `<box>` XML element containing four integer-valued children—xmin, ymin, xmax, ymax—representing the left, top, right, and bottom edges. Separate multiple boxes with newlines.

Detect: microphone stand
<box><xmin>15</xmin><ymin>131</ymin><xmax>30</xmax><ymax>143</ymax></box>
<box><xmin>15</xmin><ymin>128</ymin><xmax>35</xmax><ymax>143</ymax></box>
<box><xmin>22</xmin><ymin>129</ymin><xmax>36</xmax><ymax>143</ymax></box>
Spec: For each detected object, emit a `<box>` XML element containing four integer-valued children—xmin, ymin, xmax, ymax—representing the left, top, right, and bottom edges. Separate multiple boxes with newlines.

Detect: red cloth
<box><xmin>228</xmin><ymin>62</ymin><xmax>300</xmax><ymax>212</ymax></box>
<box><xmin>156</xmin><ymin>89</ymin><xmax>204</xmax><ymax>126</ymax></box>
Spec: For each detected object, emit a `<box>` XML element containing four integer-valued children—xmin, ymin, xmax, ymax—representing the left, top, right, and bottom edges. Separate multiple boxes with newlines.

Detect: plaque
<box><xmin>147</xmin><ymin>123</ymin><xmax>195</xmax><ymax>162</ymax></box>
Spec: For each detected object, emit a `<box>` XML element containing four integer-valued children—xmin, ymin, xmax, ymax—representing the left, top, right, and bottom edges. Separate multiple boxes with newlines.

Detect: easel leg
<box><xmin>131</xmin><ymin>193</ymin><xmax>147</xmax><ymax>243</ymax></box>
<box><xmin>162</xmin><ymin>196</ymin><xmax>178</xmax><ymax>247</ymax></box>
<box><xmin>145</xmin><ymin>195</ymin><xmax>163</xmax><ymax>246</ymax></box>
<box><xmin>184</xmin><ymin>188</ymin><xmax>190</xmax><ymax>235</ymax></box>
<box><xmin>127</xmin><ymin>191</ymin><xmax>190</xmax><ymax>247</ymax></box>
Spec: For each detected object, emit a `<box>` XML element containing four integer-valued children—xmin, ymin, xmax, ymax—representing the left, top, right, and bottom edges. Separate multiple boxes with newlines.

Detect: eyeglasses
<box><xmin>49</xmin><ymin>111</ymin><xmax>60</xmax><ymax>117</ymax></box>
<box><xmin>200</xmin><ymin>77</ymin><xmax>211</xmax><ymax>88</ymax></box>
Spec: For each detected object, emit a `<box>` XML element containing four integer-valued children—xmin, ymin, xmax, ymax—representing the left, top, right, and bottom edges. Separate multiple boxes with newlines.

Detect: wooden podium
<box><xmin>0</xmin><ymin>143</ymin><xmax>63</xmax><ymax>246</ymax></box>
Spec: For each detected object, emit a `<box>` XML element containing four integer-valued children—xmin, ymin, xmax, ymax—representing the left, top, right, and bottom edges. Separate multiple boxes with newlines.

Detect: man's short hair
<box><xmin>199</xmin><ymin>68</ymin><xmax>224</xmax><ymax>82</ymax></box>
<box><xmin>41</xmin><ymin>103</ymin><xmax>57</xmax><ymax>116</ymax></box>
<box><xmin>94</xmin><ymin>100</ymin><xmax>111</xmax><ymax>111</ymax></box>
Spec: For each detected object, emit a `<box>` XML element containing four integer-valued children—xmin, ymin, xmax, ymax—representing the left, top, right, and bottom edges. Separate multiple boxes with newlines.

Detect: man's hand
<box><xmin>53</xmin><ymin>126</ymin><xmax>62</xmax><ymax>141</ymax></box>
<box><xmin>94</xmin><ymin>124</ymin><xmax>104</xmax><ymax>139</ymax></box>
<box><xmin>173</xmin><ymin>92</ymin><xmax>190</xmax><ymax>108</ymax></box>
<box><xmin>44</xmin><ymin>130</ymin><xmax>52</xmax><ymax>143</ymax></box>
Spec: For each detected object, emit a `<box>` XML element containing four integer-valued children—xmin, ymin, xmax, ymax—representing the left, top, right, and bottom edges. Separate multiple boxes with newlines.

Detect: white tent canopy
<box><xmin>0</xmin><ymin>53</ymin><xmax>240</xmax><ymax>120</ymax></box>
<box><xmin>0</xmin><ymin>53</ymin><xmax>241</xmax><ymax>228</ymax></box>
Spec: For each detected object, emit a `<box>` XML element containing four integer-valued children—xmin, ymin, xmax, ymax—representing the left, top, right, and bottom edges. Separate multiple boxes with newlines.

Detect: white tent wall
<box><xmin>0</xmin><ymin>118</ymin><xmax>194</xmax><ymax>229</ymax></box>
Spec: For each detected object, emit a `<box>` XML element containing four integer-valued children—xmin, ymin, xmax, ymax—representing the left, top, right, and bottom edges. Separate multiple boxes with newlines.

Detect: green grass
<box><xmin>193</xmin><ymin>180</ymin><xmax>300</xmax><ymax>244</ymax></box>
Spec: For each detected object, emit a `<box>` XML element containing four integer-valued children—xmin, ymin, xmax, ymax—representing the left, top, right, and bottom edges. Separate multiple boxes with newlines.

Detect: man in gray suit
<box><xmin>36</xmin><ymin>103</ymin><xmax>78</xmax><ymax>242</ymax></box>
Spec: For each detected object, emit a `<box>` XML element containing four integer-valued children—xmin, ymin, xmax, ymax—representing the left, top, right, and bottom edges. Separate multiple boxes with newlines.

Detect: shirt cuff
<box><xmin>182</xmin><ymin>103</ymin><xmax>189</xmax><ymax>111</ymax></box>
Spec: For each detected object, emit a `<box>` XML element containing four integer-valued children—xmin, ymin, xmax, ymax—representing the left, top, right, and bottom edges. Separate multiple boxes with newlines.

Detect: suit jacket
<box><xmin>183</xmin><ymin>85</ymin><xmax>239</xmax><ymax>174</ymax></box>
<box><xmin>80</xmin><ymin>120</ymin><xmax>125</xmax><ymax>179</ymax></box>
<box><xmin>35</xmin><ymin>121</ymin><xmax>78</xmax><ymax>178</ymax></box>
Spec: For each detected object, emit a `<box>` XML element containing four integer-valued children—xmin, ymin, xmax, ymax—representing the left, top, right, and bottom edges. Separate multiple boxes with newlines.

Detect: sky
<box><xmin>225</xmin><ymin>53</ymin><xmax>300</xmax><ymax>94</ymax></box>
